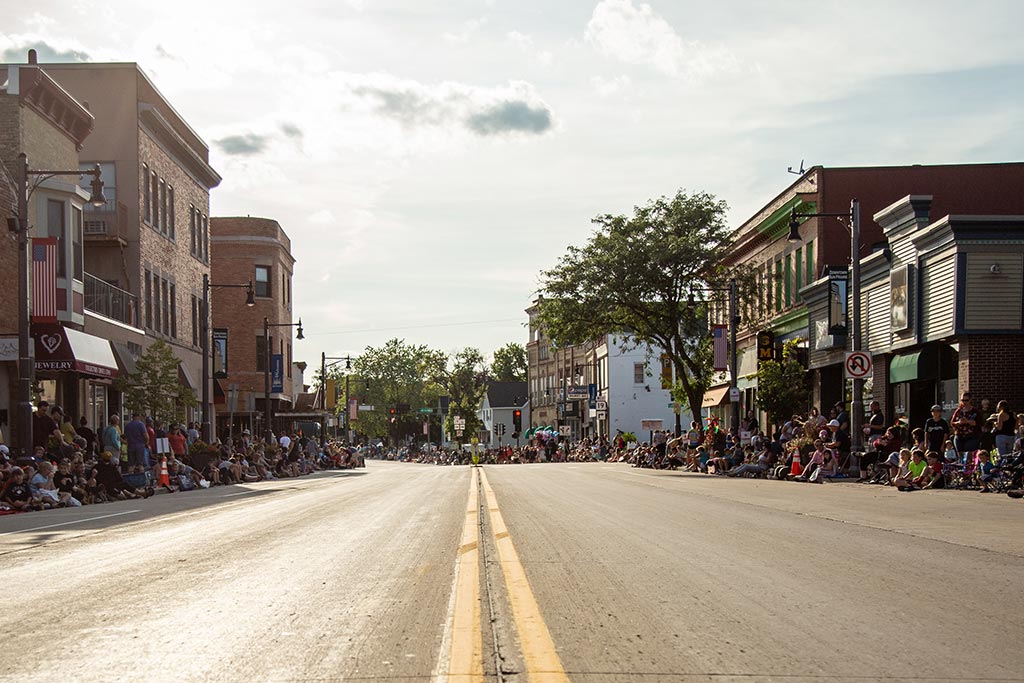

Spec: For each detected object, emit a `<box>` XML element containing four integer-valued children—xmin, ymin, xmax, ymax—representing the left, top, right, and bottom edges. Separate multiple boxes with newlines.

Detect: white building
<box><xmin>583</xmin><ymin>336</ymin><xmax>678</xmax><ymax>442</ymax></box>
<box><xmin>478</xmin><ymin>381</ymin><xmax>529</xmax><ymax>447</ymax></box>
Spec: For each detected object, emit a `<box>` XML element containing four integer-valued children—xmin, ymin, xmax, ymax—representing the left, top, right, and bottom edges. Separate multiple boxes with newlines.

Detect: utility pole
<box><xmin>850</xmin><ymin>199</ymin><xmax>863</xmax><ymax>454</ymax></box>
<box><xmin>729</xmin><ymin>277</ymin><xmax>740</xmax><ymax>433</ymax></box>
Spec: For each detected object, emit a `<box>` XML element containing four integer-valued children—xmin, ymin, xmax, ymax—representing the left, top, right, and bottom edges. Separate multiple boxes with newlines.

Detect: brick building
<box><xmin>0</xmin><ymin>56</ymin><xmax>124</xmax><ymax>448</ymax></box>
<box><xmin>209</xmin><ymin>216</ymin><xmax>296</xmax><ymax>439</ymax></box>
<box><xmin>718</xmin><ymin>162</ymin><xmax>1024</xmax><ymax>436</ymax></box>
<box><xmin>34</xmin><ymin>61</ymin><xmax>222</xmax><ymax>429</ymax></box>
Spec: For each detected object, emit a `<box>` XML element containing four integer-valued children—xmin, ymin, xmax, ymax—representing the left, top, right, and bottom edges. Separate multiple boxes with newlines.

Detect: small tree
<box><xmin>755</xmin><ymin>339</ymin><xmax>809</xmax><ymax>435</ymax></box>
<box><xmin>117</xmin><ymin>340</ymin><xmax>196</xmax><ymax>425</ymax></box>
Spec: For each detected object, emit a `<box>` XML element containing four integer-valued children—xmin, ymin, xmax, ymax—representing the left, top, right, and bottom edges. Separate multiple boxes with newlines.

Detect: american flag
<box><xmin>32</xmin><ymin>238</ymin><xmax>58</xmax><ymax>323</ymax></box>
<box><xmin>712</xmin><ymin>324</ymin><xmax>728</xmax><ymax>371</ymax></box>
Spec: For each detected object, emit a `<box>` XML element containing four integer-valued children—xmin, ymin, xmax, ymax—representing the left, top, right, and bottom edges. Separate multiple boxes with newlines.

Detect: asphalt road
<box><xmin>2</xmin><ymin>461</ymin><xmax>1022</xmax><ymax>683</ymax></box>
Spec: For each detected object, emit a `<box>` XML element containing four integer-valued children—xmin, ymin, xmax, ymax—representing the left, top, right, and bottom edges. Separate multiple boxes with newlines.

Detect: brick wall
<box><xmin>958</xmin><ymin>335</ymin><xmax>1024</xmax><ymax>409</ymax></box>
<box><xmin>136</xmin><ymin>128</ymin><xmax>209</xmax><ymax>380</ymax></box>
<box><xmin>209</xmin><ymin>217</ymin><xmax>295</xmax><ymax>399</ymax></box>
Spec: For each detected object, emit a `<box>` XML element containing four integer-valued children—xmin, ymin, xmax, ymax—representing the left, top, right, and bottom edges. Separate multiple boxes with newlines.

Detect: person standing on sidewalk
<box><xmin>124</xmin><ymin>413</ymin><xmax>150</xmax><ymax>471</ymax></box>
<box><xmin>951</xmin><ymin>392</ymin><xmax>980</xmax><ymax>460</ymax></box>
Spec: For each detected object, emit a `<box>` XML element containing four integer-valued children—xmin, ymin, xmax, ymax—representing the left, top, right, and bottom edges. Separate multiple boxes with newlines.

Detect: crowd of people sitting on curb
<box><xmin>385</xmin><ymin>392</ymin><xmax>1024</xmax><ymax>498</ymax></box>
<box><xmin>619</xmin><ymin>392</ymin><xmax>1024</xmax><ymax>496</ymax></box>
<box><xmin>0</xmin><ymin>401</ymin><xmax>365</xmax><ymax>514</ymax></box>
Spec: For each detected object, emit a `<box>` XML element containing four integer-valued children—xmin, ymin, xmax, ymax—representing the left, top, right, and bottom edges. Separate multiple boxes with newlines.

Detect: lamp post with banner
<box><xmin>263</xmin><ymin>317</ymin><xmax>303</xmax><ymax>443</ymax></box>
<box><xmin>788</xmin><ymin>199</ymin><xmax>864</xmax><ymax>454</ymax></box>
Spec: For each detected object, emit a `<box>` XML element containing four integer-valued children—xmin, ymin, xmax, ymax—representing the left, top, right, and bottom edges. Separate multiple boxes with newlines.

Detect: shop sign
<box><xmin>827</xmin><ymin>266</ymin><xmax>849</xmax><ymax>336</ymax></box>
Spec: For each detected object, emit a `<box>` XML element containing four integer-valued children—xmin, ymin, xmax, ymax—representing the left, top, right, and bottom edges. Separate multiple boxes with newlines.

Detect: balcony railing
<box><xmin>84</xmin><ymin>272</ymin><xmax>139</xmax><ymax>328</ymax></box>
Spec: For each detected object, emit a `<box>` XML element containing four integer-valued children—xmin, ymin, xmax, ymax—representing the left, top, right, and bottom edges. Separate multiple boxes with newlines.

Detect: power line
<box><xmin>309</xmin><ymin>318</ymin><xmax>524</xmax><ymax>336</ymax></box>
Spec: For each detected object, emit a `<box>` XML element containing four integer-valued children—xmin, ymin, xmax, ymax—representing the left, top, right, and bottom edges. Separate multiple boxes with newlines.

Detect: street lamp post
<box><xmin>200</xmin><ymin>274</ymin><xmax>254</xmax><ymax>443</ymax></box>
<box><xmin>321</xmin><ymin>353</ymin><xmax>356</xmax><ymax>446</ymax></box>
<box><xmin>263</xmin><ymin>317</ymin><xmax>303</xmax><ymax>444</ymax></box>
<box><xmin>788</xmin><ymin>199</ymin><xmax>864</xmax><ymax>454</ymax></box>
<box><xmin>11</xmin><ymin>155</ymin><xmax>105</xmax><ymax>456</ymax></box>
<box><xmin>689</xmin><ymin>278</ymin><xmax>740</xmax><ymax>434</ymax></box>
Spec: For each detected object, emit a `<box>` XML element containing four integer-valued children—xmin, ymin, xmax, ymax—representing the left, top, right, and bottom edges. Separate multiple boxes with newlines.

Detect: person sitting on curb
<box><xmin>893</xmin><ymin>450</ymin><xmax>928</xmax><ymax>491</ymax></box>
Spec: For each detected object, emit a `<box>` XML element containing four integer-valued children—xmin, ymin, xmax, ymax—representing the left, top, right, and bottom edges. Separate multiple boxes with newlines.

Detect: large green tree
<box><xmin>116</xmin><ymin>340</ymin><xmax>196</xmax><ymax>425</ymax></box>
<box><xmin>491</xmin><ymin>342</ymin><xmax>527</xmax><ymax>382</ymax></box>
<box><xmin>351</xmin><ymin>338</ymin><xmax>442</xmax><ymax>443</ymax></box>
<box><xmin>538</xmin><ymin>189</ymin><xmax>733</xmax><ymax>433</ymax></box>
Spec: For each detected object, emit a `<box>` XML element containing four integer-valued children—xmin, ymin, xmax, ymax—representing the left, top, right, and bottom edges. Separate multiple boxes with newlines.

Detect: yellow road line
<box><xmin>479</xmin><ymin>468</ymin><xmax>569</xmax><ymax>683</ymax></box>
<box><xmin>446</xmin><ymin>466</ymin><xmax>484</xmax><ymax>683</ymax></box>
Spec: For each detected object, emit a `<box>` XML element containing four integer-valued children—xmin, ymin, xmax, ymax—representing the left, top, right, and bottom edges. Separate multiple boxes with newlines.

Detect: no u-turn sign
<box><xmin>844</xmin><ymin>351</ymin><xmax>872</xmax><ymax>380</ymax></box>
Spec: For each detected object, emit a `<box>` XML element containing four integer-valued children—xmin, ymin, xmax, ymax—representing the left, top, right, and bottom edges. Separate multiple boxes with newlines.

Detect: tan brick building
<box><xmin>35</xmin><ymin>61</ymin><xmax>222</xmax><ymax>429</ymax></box>
<box><xmin>209</xmin><ymin>216</ymin><xmax>296</xmax><ymax>439</ymax></box>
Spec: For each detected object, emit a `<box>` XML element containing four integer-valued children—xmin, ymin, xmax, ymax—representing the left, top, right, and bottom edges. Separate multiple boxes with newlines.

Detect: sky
<box><xmin>3</xmin><ymin>0</ymin><xmax>1024</xmax><ymax>371</ymax></box>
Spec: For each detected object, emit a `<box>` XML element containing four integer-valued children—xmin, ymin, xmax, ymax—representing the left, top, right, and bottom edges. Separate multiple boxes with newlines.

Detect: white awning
<box><xmin>701</xmin><ymin>385</ymin><xmax>730</xmax><ymax>408</ymax></box>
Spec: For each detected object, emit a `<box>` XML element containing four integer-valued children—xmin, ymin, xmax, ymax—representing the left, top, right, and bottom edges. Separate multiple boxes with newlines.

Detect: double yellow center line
<box><xmin>443</xmin><ymin>467</ymin><xmax>569</xmax><ymax>683</ymax></box>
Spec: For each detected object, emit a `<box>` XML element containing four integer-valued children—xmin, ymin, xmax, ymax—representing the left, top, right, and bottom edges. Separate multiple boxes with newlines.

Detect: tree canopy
<box><xmin>537</xmin><ymin>189</ymin><xmax>733</xmax><ymax>431</ymax></box>
<box><xmin>491</xmin><ymin>342</ymin><xmax>528</xmax><ymax>382</ymax></box>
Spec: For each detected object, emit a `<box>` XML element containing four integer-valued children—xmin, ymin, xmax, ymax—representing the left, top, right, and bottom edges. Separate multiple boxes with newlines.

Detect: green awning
<box><xmin>889</xmin><ymin>351</ymin><xmax>923</xmax><ymax>384</ymax></box>
<box><xmin>524</xmin><ymin>427</ymin><xmax>535</xmax><ymax>437</ymax></box>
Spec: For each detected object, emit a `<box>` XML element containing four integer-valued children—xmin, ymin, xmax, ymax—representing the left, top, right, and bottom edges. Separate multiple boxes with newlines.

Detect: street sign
<box><xmin>358</xmin><ymin>404</ymin><xmax>375</xmax><ymax>411</ymax></box>
<box><xmin>419</xmin><ymin>407</ymin><xmax>433</xmax><ymax>414</ymax></box>
<box><xmin>558</xmin><ymin>425</ymin><xmax>572</xmax><ymax>436</ymax></box>
<box><xmin>640</xmin><ymin>419</ymin><xmax>663</xmax><ymax>431</ymax></box>
<box><xmin>595</xmin><ymin>400</ymin><xmax>607</xmax><ymax>411</ymax></box>
<box><xmin>227</xmin><ymin>383</ymin><xmax>238</xmax><ymax>413</ymax></box>
<box><xmin>673</xmin><ymin>401</ymin><xmax>682</xmax><ymax>415</ymax></box>
<box><xmin>844</xmin><ymin>351</ymin><xmax>872</xmax><ymax>379</ymax></box>
<box><xmin>597</xmin><ymin>410</ymin><xmax>607</xmax><ymax>419</ymax></box>
<box><xmin>729</xmin><ymin>387</ymin><xmax>741</xmax><ymax>403</ymax></box>
<box><xmin>423</xmin><ymin>421</ymin><xmax>429</xmax><ymax>435</ymax></box>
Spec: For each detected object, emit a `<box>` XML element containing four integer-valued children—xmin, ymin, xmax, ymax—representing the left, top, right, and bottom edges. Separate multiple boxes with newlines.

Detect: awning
<box><xmin>111</xmin><ymin>342</ymin><xmax>137</xmax><ymax>376</ymax></box>
<box><xmin>213</xmin><ymin>378</ymin><xmax>225</xmax><ymax>406</ymax></box>
<box><xmin>178</xmin><ymin>361</ymin><xmax>197</xmax><ymax>391</ymax></box>
<box><xmin>702</xmin><ymin>385</ymin><xmax>730</xmax><ymax>408</ymax></box>
<box><xmin>32</xmin><ymin>324</ymin><xmax>118</xmax><ymax>379</ymax></box>
<box><xmin>889</xmin><ymin>351</ymin><xmax>923</xmax><ymax>384</ymax></box>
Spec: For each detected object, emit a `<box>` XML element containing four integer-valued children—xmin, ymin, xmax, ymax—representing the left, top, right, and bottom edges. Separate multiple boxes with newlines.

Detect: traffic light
<box><xmin>512</xmin><ymin>409</ymin><xmax>522</xmax><ymax>431</ymax></box>
<box><xmin>500</xmin><ymin>423</ymin><xmax>506</xmax><ymax>436</ymax></box>
<box><xmin>389</xmin><ymin>407</ymin><xmax>396</xmax><ymax>416</ymax></box>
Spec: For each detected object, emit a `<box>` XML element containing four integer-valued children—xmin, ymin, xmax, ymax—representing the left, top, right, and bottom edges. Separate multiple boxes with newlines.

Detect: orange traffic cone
<box><xmin>158</xmin><ymin>457</ymin><xmax>171</xmax><ymax>487</ymax></box>
<box><xmin>790</xmin><ymin>454</ymin><xmax>803</xmax><ymax>477</ymax></box>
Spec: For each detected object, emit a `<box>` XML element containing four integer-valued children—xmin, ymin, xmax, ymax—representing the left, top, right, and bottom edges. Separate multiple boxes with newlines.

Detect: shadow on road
<box><xmin>0</xmin><ymin>468</ymin><xmax>370</xmax><ymax>552</ymax></box>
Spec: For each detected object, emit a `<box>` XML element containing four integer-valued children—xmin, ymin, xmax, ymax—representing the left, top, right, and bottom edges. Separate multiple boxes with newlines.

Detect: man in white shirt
<box><xmin>279</xmin><ymin>434</ymin><xmax>291</xmax><ymax>450</ymax></box>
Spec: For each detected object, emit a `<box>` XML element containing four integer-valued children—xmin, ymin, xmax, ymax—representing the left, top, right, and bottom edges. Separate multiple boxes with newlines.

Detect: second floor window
<box><xmin>47</xmin><ymin>199</ymin><xmax>66</xmax><ymax>278</ymax></box>
<box><xmin>633</xmin><ymin>362</ymin><xmax>644</xmax><ymax>384</ymax></box>
<box><xmin>142</xmin><ymin>164</ymin><xmax>150</xmax><ymax>223</ymax></box>
<box><xmin>255</xmin><ymin>265</ymin><xmax>271</xmax><ymax>298</ymax></box>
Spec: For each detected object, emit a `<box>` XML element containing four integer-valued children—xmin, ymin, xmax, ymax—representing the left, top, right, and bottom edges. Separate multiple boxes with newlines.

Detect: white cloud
<box><xmin>507</xmin><ymin>30</ymin><xmax>553</xmax><ymax>66</ymax></box>
<box><xmin>590</xmin><ymin>74</ymin><xmax>631</xmax><ymax>96</ymax></box>
<box><xmin>443</xmin><ymin>18</ymin><xmax>486</xmax><ymax>45</ymax></box>
<box><xmin>584</xmin><ymin>0</ymin><xmax>737</xmax><ymax>80</ymax></box>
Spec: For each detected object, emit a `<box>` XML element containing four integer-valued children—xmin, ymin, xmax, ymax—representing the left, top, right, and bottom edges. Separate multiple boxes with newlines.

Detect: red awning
<box><xmin>32</xmin><ymin>324</ymin><xmax>119</xmax><ymax>379</ymax></box>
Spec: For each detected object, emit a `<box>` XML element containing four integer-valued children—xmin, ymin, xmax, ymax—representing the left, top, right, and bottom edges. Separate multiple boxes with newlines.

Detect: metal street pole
<box><xmin>729</xmin><ymin>277</ymin><xmax>740</xmax><ymax>434</ymax></box>
<box><xmin>345</xmin><ymin>371</ymin><xmax>351</xmax><ymax>446</ymax></box>
<box><xmin>850</xmin><ymin>199</ymin><xmax>864</xmax><ymax>454</ymax></box>
<box><xmin>264</xmin><ymin>318</ymin><xmax>272</xmax><ymax>444</ymax></box>
<box><xmin>201</xmin><ymin>273</ymin><xmax>211</xmax><ymax>443</ymax></box>
<box><xmin>15</xmin><ymin>154</ymin><xmax>33</xmax><ymax>456</ymax></box>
